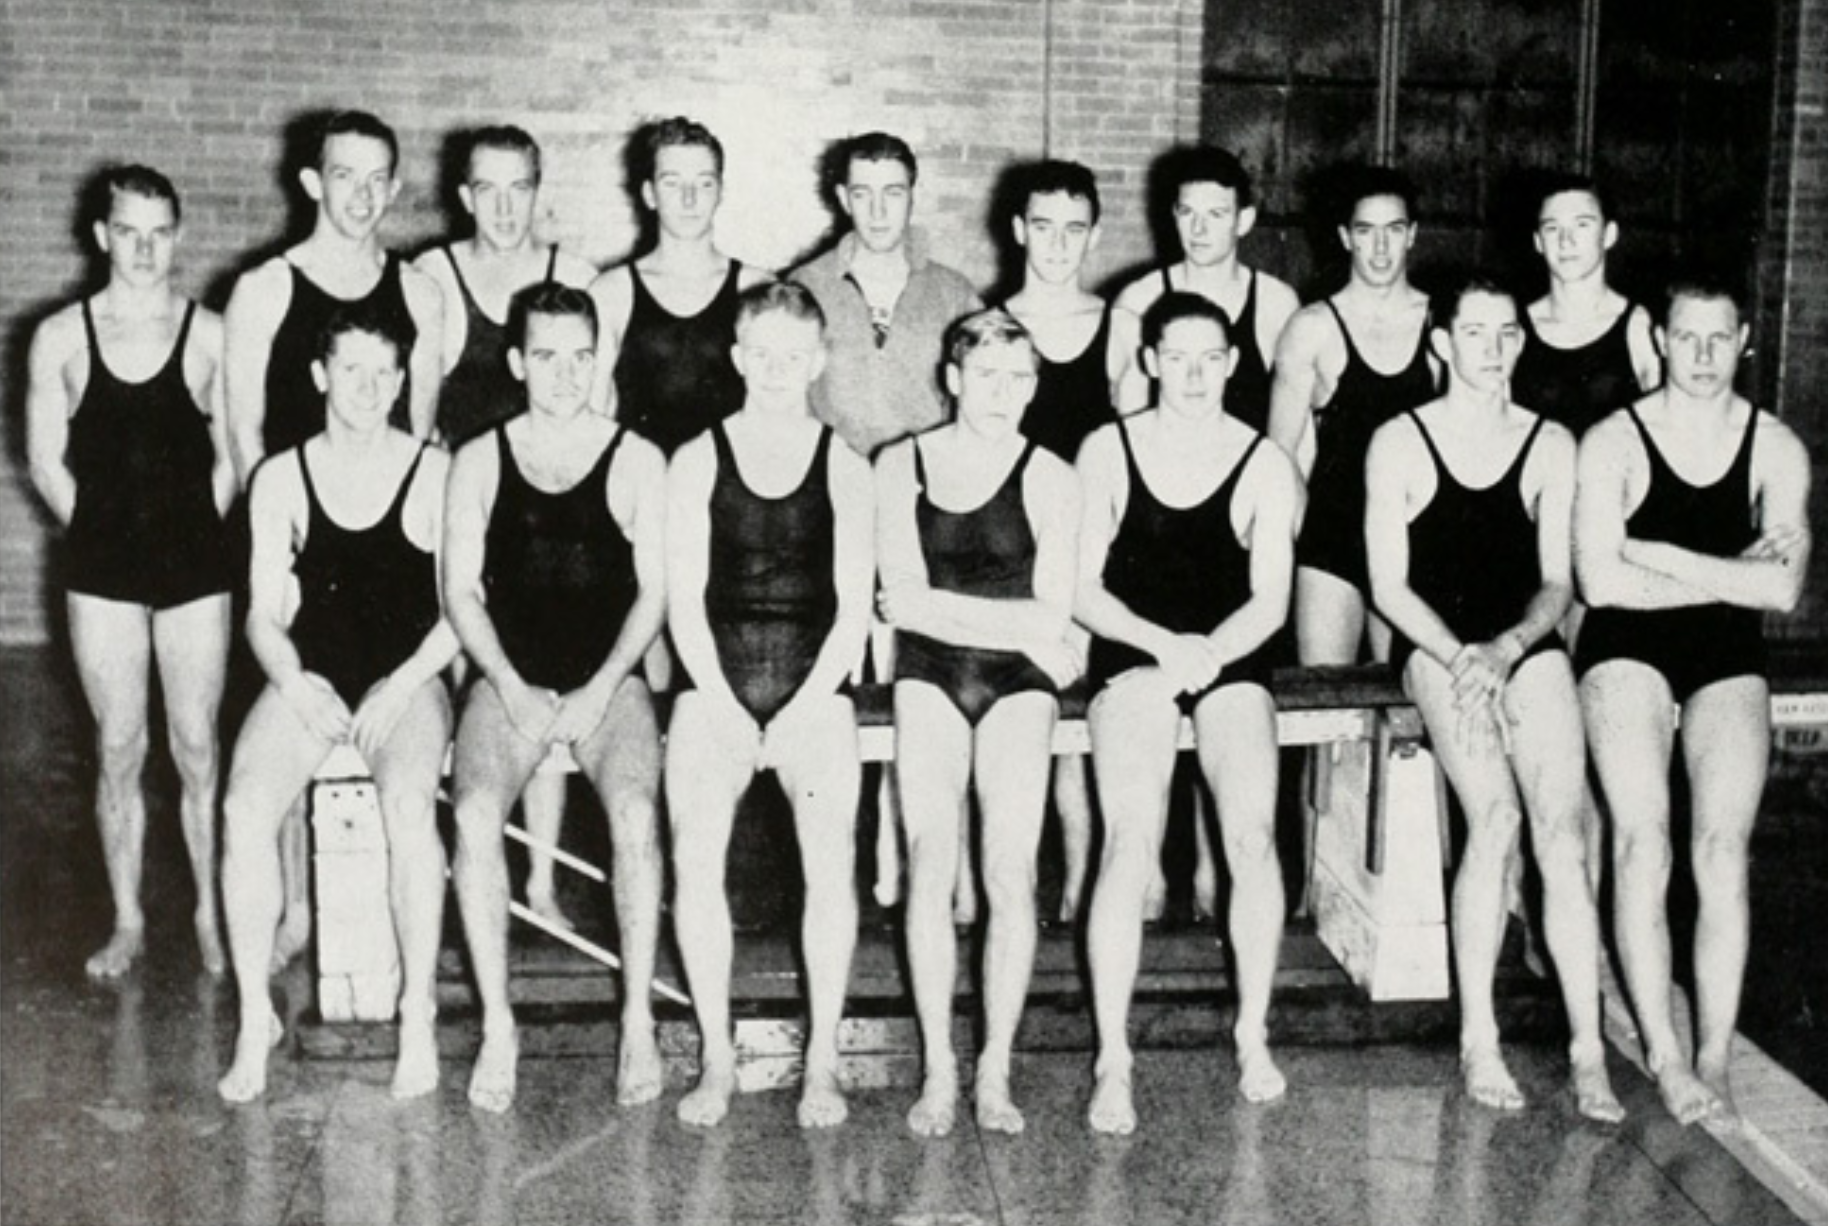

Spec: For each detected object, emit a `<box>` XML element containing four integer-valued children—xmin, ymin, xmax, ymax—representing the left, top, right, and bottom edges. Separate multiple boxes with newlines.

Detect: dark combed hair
<box><xmin>1161</xmin><ymin>145</ymin><xmax>1254</xmax><ymax>211</ymax></box>
<box><xmin>466</xmin><ymin>124</ymin><xmax>542</xmax><ymax>185</ymax></box>
<box><xmin>734</xmin><ymin>280</ymin><xmax>826</xmax><ymax>334</ymax></box>
<box><xmin>315</xmin><ymin>301</ymin><xmax>408</xmax><ymax>365</ymax></box>
<box><xmin>1018</xmin><ymin>159</ymin><xmax>1101</xmax><ymax>224</ymax></box>
<box><xmin>840</xmin><ymin>131</ymin><xmax>918</xmax><ymax>185</ymax></box>
<box><xmin>638</xmin><ymin>116</ymin><xmax>725</xmax><ymax>181</ymax></box>
<box><xmin>1534</xmin><ymin>170</ymin><xmax>1612</xmax><ymax>224</ymax></box>
<box><xmin>945</xmin><ymin>308</ymin><xmax>1039</xmax><ymax>371</ymax></box>
<box><xmin>315</xmin><ymin>110</ymin><xmax>400</xmax><ymax>174</ymax></box>
<box><xmin>93</xmin><ymin>164</ymin><xmax>181</xmax><ymax>226</ymax></box>
<box><xmin>1338</xmin><ymin>164</ymin><xmax>1419</xmax><ymax>226</ymax></box>
<box><xmin>1659</xmin><ymin>265</ymin><xmax>1747</xmax><ymax>327</ymax></box>
<box><xmin>1430</xmin><ymin>269</ymin><xmax>1519</xmax><ymax>328</ymax></box>
<box><xmin>1141</xmin><ymin>290</ymin><xmax>1233</xmax><ymax>350</ymax></box>
<box><xmin>508</xmin><ymin>282</ymin><xmax>599</xmax><ymax>350</ymax></box>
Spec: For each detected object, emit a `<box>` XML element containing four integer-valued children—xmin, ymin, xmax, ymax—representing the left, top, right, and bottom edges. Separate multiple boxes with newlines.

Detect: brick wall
<box><xmin>0</xmin><ymin>0</ymin><xmax>1199</xmax><ymax>644</ymax></box>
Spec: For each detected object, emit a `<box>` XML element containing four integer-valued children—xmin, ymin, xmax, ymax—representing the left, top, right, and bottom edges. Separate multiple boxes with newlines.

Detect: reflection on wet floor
<box><xmin>0</xmin><ymin>647</ymin><xmax>1813</xmax><ymax>1225</ymax></box>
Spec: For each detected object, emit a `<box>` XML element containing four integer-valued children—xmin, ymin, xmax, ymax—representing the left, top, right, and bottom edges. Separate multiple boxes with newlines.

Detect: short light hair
<box><xmin>735</xmin><ymin>280</ymin><xmax>826</xmax><ymax>335</ymax></box>
<box><xmin>945</xmin><ymin>309</ymin><xmax>1039</xmax><ymax>372</ymax></box>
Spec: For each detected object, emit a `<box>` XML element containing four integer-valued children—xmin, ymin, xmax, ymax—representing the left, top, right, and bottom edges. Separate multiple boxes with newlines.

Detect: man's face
<box><xmin>95</xmin><ymin>191</ymin><xmax>178</xmax><ymax>290</ymax></box>
<box><xmin>1657</xmin><ymin>294</ymin><xmax>1746</xmax><ymax>399</ymax></box>
<box><xmin>733</xmin><ymin>310</ymin><xmax>825</xmax><ymax>407</ymax></box>
<box><xmin>511</xmin><ymin>311</ymin><xmax>597</xmax><ymax>418</ymax></box>
<box><xmin>1534</xmin><ymin>190</ymin><xmax>1614</xmax><ymax>283</ymax></box>
<box><xmin>1172</xmin><ymin>181</ymin><xmax>1253</xmax><ymax>268</ymax></box>
<box><xmin>1340</xmin><ymin>194</ymin><xmax>1416</xmax><ymax>288</ymax></box>
<box><xmin>1014</xmin><ymin>191</ymin><xmax>1098</xmax><ymax>287</ymax></box>
<box><xmin>306</xmin><ymin>133</ymin><xmax>398</xmax><ymax>242</ymax></box>
<box><xmin>838</xmin><ymin>157</ymin><xmax>914</xmax><ymax>255</ymax></box>
<box><xmin>643</xmin><ymin>143</ymin><xmax>721</xmax><ymax>242</ymax></box>
<box><xmin>1144</xmin><ymin>316</ymin><xmax>1235</xmax><ymax>417</ymax></box>
<box><xmin>946</xmin><ymin>339</ymin><xmax>1039</xmax><ymax>437</ymax></box>
<box><xmin>462</xmin><ymin>145</ymin><xmax>538</xmax><ymax>253</ymax></box>
<box><xmin>1435</xmin><ymin>289</ymin><xmax>1522</xmax><ymax>397</ymax></box>
<box><xmin>313</xmin><ymin>329</ymin><xmax>405</xmax><ymax>432</ymax></box>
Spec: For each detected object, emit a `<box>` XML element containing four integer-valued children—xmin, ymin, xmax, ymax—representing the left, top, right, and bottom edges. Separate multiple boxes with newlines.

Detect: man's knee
<box><xmin>166</xmin><ymin>719</ymin><xmax>219</xmax><ymax>790</ymax></box>
<box><xmin>380</xmin><ymin>783</ymin><xmax>438</xmax><ymax>837</ymax></box>
<box><xmin>96</xmin><ymin>722</ymin><xmax>151</xmax><ymax>791</ymax></box>
<box><xmin>1464</xmin><ymin>800</ymin><xmax>1524</xmax><ymax>854</ymax></box>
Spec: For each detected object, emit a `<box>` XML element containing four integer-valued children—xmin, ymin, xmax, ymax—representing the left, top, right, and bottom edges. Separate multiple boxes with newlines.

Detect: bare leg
<box><xmin>1085</xmin><ymin>670</ymin><xmax>1181</xmax><ymax>1134</ymax></box>
<box><xmin>894</xmin><ymin>682</ymin><xmax>971</xmax><ymax>1138</ymax></box>
<box><xmin>369</xmin><ymin>681</ymin><xmax>453</xmax><ymax>1100</ymax></box>
<box><xmin>870</xmin><ymin>622</ymin><xmax>904</xmax><ymax>908</ymax></box>
<box><xmin>451</xmin><ymin>680</ymin><xmax>547</xmax><ymax>1113</ymax></box>
<box><xmin>572</xmin><ymin>678</ymin><xmax>666</xmax><ymax>1107</ymax></box>
<box><xmin>152</xmin><ymin>595</ymin><xmax>232</xmax><ymax>976</ymax></box>
<box><xmin>775</xmin><ymin>696</ymin><xmax>862</xmax><ymax>1129</ymax></box>
<box><xmin>1682</xmin><ymin>676</ymin><xmax>1770</xmax><ymax>1131</ymax></box>
<box><xmin>1405</xmin><ymin>655</ymin><xmax>1525</xmax><ymax>1112</ymax></box>
<box><xmin>1294</xmin><ymin>567</ymin><xmax>1366</xmax><ymax>924</ymax></box>
<box><xmin>1192</xmin><ymin>685</ymin><xmax>1286</xmax><ymax>1103</ymax></box>
<box><xmin>1503</xmin><ymin>655</ymin><xmax>1621</xmax><ymax>1123</ymax></box>
<box><xmin>520</xmin><ymin>772</ymin><xmax>572</xmax><ymax>929</ymax></box>
<box><xmin>217</xmin><ymin>687</ymin><xmax>334</xmax><ymax>1102</ymax></box>
<box><xmin>1053</xmin><ymin>755</ymin><xmax>1093</xmax><ymax>924</ymax></box>
<box><xmin>1584</xmin><ymin>662</ymin><xmax>1722</xmax><ymax>1126</ymax></box>
<box><xmin>272</xmin><ymin>798</ymin><xmax>311</xmax><ymax>975</ymax></box>
<box><xmin>972</xmin><ymin>691</ymin><xmax>1054</xmax><ymax>1134</ymax></box>
<box><xmin>67</xmin><ymin>595</ymin><xmax>153</xmax><ymax>980</ymax></box>
<box><xmin>668</xmin><ymin>693</ymin><xmax>761</xmax><ymax>1128</ymax></box>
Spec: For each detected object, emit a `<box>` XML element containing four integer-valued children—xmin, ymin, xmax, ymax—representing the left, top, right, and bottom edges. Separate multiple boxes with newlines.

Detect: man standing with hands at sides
<box><xmin>877</xmin><ymin>311</ymin><xmax>1080</xmax><ymax>1137</ymax></box>
<box><xmin>1575</xmin><ymin>275</ymin><xmax>1810</xmax><ymax>1130</ymax></box>
<box><xmin>443</xmin><ymin>285</ymin><xmax>670</xmax><ymax>1114</ymax></box>
<box><xmin>1107</xmin><ymin>146</ymin><xmax>1299</xmax><ymax>429</ymax></box>
<box><xmin>1269</xmin><ymin>166</ymin><xmax>1437</xmax><ymax>666</ymax></box>
<box><xmin>1077</xmin><ymin>294</ymin><xmax>1301</xmax><ymax>1132</ymax></box>
<box><xmin>1000</xmin><ymin>159</ymin><xmax>1106</xmax><ymax>926</ymax></box>
<box><xmin>416</xmin><ymin>125</ymin><xmax>596</xmax><ymax>932</ymax></box>
<box><xmin>224</xmin><ymin>110</ymin><xmax>445</xmax><ymax>972</ymax></box>
<box><xmin>27</xmin><ymin>166</ymin><xmax>234</xmax><ymax>981</ymax></box>
<box><xmin>1363</xmin><ymin>275</ymin><xmax>1621</xmax><ymax>1122</ymax></box>
<box><xmin>588</xmin><ymin>117</ymin><xmax>771</xmax><ymax>456</ymax></box>
<box><xmin>217</xmin><ymin>308</ymin><xmax>456</xmax><ymax>1104</ymax></box>
<box><xmin>666</xmin><ymin>283</ymin><xmax>874</xmax><ymax>1130</ymax></box>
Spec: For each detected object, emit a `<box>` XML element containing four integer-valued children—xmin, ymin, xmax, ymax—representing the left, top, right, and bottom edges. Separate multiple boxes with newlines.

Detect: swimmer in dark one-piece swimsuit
<box><xmin>1365</xmin><ymin>275</ymin><xmax>1620</xmax><ymax>1123</ymax></box>
<box><xmin>1078</xmin><ymin>293</ymin><xmax>1302</xmax><ymax>1132</ymax></box>
<box><xmin>876</xmin><ymin>309</ymin><xmax>1081</xmax><ymax>1139</ymax></box>
<box><xmin>664</xmin><ymin>282</ymin><xmax>875</xmax><ymax>1134</ymax></box>
<box><xmin>219</xmin><ymin>309</ymin><xmax>457</xmax><ymax>1109</ymax></box>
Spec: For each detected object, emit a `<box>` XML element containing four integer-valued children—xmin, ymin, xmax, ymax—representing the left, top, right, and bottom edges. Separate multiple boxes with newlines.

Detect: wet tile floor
<box><xmin>1</xmin><ymin>646</ymin><xmax>1817</xmax><ymax>1225</ymax></box>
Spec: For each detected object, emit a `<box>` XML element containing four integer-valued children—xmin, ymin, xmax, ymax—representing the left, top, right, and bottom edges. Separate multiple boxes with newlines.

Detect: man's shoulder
<box><xmin>789</xmin><ymin>244</ymin><xmax>845</xmax><ymax>291</ymax></box>
<box><xmin>32</xmin><ymin>301</ymin><xmax>86</xmax><ymax>357</ymax></box>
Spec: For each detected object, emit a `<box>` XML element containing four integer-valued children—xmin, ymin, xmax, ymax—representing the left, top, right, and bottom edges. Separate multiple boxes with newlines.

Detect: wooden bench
<box><xmin>309</xmin><ymin>659</ymin><xmax>1828</xmax><ymax>1022</ymax></box>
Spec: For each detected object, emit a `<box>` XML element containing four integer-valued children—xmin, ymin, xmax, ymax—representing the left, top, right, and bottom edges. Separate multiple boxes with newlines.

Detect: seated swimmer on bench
<box><xmin>1363</xmin><ymin>272</ymin><xmax>1621</xmax><ymax>1122</ymax></box>
<box><xmin>875</xmin><ymin>309</ymin><xmax>1080</xmax><ymax>1137</ymax></box>
<box><xmin>1076</xmin><ymin>292</ymin><xmax>1301</xmax><ymax>1132</ymax></box>
<box><xmin>218</xmin><ymin>305</ymin><xmax>457</xmax><ymax>1103</ymax></box>
<box><xmin>443</xmin><ymin>283</ymin><xmax>670</xmax><ymax>1113</ymax></box>
<box><xmin>665</xmin><ymin>281</ymin><xmax>875</xmax><ymax>1130</ymax></box>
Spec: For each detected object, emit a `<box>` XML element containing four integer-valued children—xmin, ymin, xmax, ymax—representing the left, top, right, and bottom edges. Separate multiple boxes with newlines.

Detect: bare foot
<box><xmin>616</xmin><ymin>1022</ymin><xmax>664</xmax><ymax>1107</ymax></box>
<box><xmin>86</xmin><ymin>928</ymin><xmax>145</xmax><ymax>981</ymax></box>
<box><xmin>390</xmin><ymin>1012</ymin><xmax>439</xmax><ymax>1101</ymax></box>
<box><xmin>1056</xmin><ymin>892</ymin><xmax>1080</xmax><ymax>926</ymax></box>
<box><xmin>797</xmin><ymin>1063</ymin><xmax>848</xmax><ymax>1129</ymax></box>
<box><xmin>195</xmin><ymin>910</ymin><xmax>226</xmax><ymax>978</ymax></box>
<box><xmin>1142</xmin><ymin>873</ymin><xmax>1166</xmax><ymax>925</ymax></box>
<box><xmin>678</xmin><ymin>1058</ymin><xmax>736</xmax><ymax>1128</ymax></box>
<box><xmin>974</xmin><ymin>1063</ymin><xmax>1024</xmax><ymax>1135</ymax></box>
<box><xmin>874</xmin><ymin>871</ymin><xmax>901</xmax><ymax>910</ymax></box>
<box><xmin>1088</xmin><ymin>1062</ymin><xmax>1136</xmax><ymax>1135</ymax></box>
<box><xmin>1462</xmin><ymin>1045</ymin><xmax>1526</xmax><ymax>1112</ymax></box>
<box><xmin>1236</xmin><ymin>1036</ymin><xmax>1287</xmax><ymax>1104</ymax></box>
<box><xmin>268</xmin><ymin>913</ymin><xmax>311</xmax><ymax>978</ymax></box>
<box><xmin>1696</xmin><ymin>1055</ymin><xmax>1741</xmax><ymax>1135</ymax></box>
<box><xmin>1652</xmin><ymin>1062</ymin><xmax>1723</xmax><ymax>1127</ymax></box>
<box><xmin>468</xmin><ymin>1028</ymin><xmax>518</xmax><ymax>1114</ymax></box>
<box><xmin>952</xmin><ymin>891</ymin><xmax>978</xmax><ymax>929</ymax></box>
<box><xmin>218</xmin><ymin>1009</ymin><xmax>284</xmax><ymax>1104</ymax></box>
<box><xmin>907</xmin><ymin>1062</ymin><xmax>958</xmax><ymax>1138</ymax></box>
<box><xmin>1571</xmin><ymin>1055</ymin><xmax>1624</xmax><ymax>1125</ymax></box>
<box><xmin>527</xmin><ymin>888</ymin><xmax>575</xmax><ymax>932</ymax></box>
